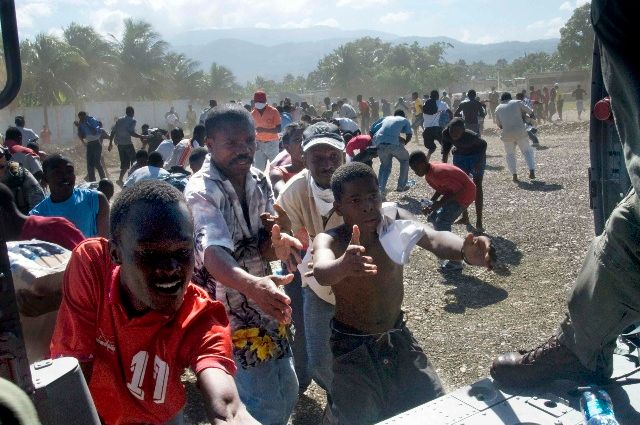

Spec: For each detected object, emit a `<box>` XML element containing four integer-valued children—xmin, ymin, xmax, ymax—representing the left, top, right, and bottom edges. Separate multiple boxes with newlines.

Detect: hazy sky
<box><xmin>18</xmin><ymin>0</ymin><xmax>589</xmax><ymax>44</ymax></box>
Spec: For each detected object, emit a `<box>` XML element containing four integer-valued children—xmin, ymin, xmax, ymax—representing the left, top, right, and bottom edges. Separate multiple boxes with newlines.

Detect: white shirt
<box><xmin>123</xmin><ymin>166</ymin><xmax>169</xmax><ymax>188</ymax></box>
<box><xmin>339</xmin><ymin>104</ymin><xmax>358</xmax><ymax>119</ymax></box>
<box><xmin>154</xmin><ymin>139</ymin><xmax>175</xmax><ymax>162</ymax></box>
<box><xmin>494</xmin><ymin>100</ymin><xmax>532</xmax><ymax>136</ymax></box>
<box><xmin>165</xmin><ymin>139</ymin><xmax>201</xmax><ymax>169</ymax></box>
<box><xmin>18</xmin><ymin>127</ymin><xmax>39</xmax><ymax>144</ymax></box>
<box><xmin>335</xmin><ymin>117</ymin><xmax>360</xmax><ymax>134</ymax></box>
<box><xmin>422</xmin><ymin>100</ymin><xmax>450</xmax><ymax>128</ymax></box>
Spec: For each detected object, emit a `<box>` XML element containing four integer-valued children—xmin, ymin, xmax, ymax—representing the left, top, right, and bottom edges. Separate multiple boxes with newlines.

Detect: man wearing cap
<box><xmin>251</xmin><ymin>90</ymin><xmax>282</xmax><ymax>170</ymax></box>
<box><xmin>269</xmin><ymin>122</ymin><xmax>345</xmax><ymax>421</ymax></box>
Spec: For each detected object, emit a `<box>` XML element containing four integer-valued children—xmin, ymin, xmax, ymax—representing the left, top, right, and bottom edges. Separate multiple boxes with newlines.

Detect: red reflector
<box><xmin>594</xmin><ymin>97</ymin><xmax>612</xmax><ymax>121</ymax></box>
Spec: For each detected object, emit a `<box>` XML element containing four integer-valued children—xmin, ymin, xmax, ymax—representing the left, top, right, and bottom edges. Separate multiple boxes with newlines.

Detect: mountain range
<box><xmin>171</xmin><ymin>27</ymin><xmax>559</xmax><ymax>83</ymax></box>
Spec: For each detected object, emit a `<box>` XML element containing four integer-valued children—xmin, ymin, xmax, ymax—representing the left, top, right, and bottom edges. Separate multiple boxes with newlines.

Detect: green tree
<box><xmin>110</xmin><ymin>19</ymin><xmax>168</xmax><ymax>100</ymax></box>
<box><xmin>20</xmin><ymin>34</ymin><xmax>89</xmax><ymax>126</ymax></box>
<box><xmin>206</xmin><ymin>62</ymin><xmax>239</xmax><ymax>101</ymax></box>
<box><xmin>557</xmin><ymin>3</ymin><xmax>594</xmax><ymax>69</ymax></box>
<box><xmin>63</xmin><ymin>23</ymin><xmax>116</xmax><ymax>99</ymax></box>
<box><xmin>162</xmin><ymin>52</ymin><xmax>205</xmax><ymax>100</ymax></box>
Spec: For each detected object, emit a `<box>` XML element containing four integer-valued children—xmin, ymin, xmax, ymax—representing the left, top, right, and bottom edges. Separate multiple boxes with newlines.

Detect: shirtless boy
<box><xmin>312</xmin><ymin>162</ymin><xmax>495</xmax><ymax>424</ymax></box>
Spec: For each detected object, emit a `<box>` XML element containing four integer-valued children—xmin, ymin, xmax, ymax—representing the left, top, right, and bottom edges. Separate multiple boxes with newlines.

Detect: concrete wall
<box><xmin>0</xmin><ymin>99</ymin><xmax>207</xmax><ymax>145</ymax></box>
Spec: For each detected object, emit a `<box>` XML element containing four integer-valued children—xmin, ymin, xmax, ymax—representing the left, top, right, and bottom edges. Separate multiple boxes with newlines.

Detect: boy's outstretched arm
<box><xmin>397</xmin><ymin>208</ymin><xmax>495</xmax><ymax>269</ymax></box>
<box><xmin>198</xmin><ymin>368</ymin><xmax>259</xmax><ymax>424</ymax></box>
<box><xmin>312</xmin><ymin>225</ymin><xmax>377</xmax><ymax>287</ymax></box>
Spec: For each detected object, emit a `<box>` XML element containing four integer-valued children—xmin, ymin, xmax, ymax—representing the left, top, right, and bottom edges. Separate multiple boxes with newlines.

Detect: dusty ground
<box><xmin>59</xmin><ymin>110</ymin><xmax>593</xmax><ymax>425</ymax></box>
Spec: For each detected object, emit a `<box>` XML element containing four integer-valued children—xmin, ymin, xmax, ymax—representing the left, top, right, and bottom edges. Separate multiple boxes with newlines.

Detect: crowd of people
<box><xmin>4</xmin><ymin>5</ymin><xmax>638</xmax><ymax>421</ymax></box>
<box><xmin>0</xmin><ymin>83</ymin><xmax>582</xmax><ymax>424</ymax></box>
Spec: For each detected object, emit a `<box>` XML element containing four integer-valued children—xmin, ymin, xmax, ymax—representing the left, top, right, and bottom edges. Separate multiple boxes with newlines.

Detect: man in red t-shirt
<box><xmin>409</xmin><ymin>151</ymin><xmax>476</xmax><ymax>270</ymax></box>
<box><xmin>357</xmin><ymin>94</ymin><xmax>370</xmax><ymax>132</ymax></box>
<box><xmin>49</xmin><ymin>181</ymin><xmax>257</xmax><ymax>425</ymax></box>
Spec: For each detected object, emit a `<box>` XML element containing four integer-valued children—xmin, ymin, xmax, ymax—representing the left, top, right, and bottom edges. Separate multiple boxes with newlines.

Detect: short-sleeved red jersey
<box><xmin>425</xmin><ymin>162</ymin><xmax>476</xmax><ymax>208</ymax></box>
<box><xmin>50</xmin><ymin>238</ymin><xmax>235</xmax><ymax>425</ymax></box>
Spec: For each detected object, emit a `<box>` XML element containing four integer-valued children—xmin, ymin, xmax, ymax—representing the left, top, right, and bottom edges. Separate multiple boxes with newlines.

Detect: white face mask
<box><xmin>254</xmin><ymin>102</ymin><xmax>266</xmax><ymax>110</ymax></box>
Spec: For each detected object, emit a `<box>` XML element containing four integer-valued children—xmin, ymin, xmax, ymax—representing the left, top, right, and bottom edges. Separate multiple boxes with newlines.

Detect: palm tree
<box><xmin>20</xmin><ymin>34</ymin><xmax>88</xmax><ymax>126</ymax></box>
<box><xmin>109</xmin><ymin>19</ymin><xmax>168</xmax><ymax>100</ymax></box>
<box><xmin>63</xmin><ymin>23</ymin><xmax>116</xmax><ymax>99</ymax></box>
<box><xmin>206</xmin><ymin>62</ymin><xmax>238</xmax><ymax>101</ymax></box>
<box><xmin>162</xmin><ymin>52</ymin><xmax>205</xmax><ymax>100</ymax></box>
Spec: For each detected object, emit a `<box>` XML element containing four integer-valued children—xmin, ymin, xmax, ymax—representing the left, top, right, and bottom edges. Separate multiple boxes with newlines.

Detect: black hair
<box><xmin>430</xmin><ymin>90</ymin><xmax>439</xmax><ymax>100</ymax></box>
<box><xmin>78</xmin><ymin>111</ymin><xmax>87</xmax><ymax>117</ymax></box>
<box><xmin>135</xmin><ymin>149</ymin><xmax>148</xmax><ymax>160</ymax></box>
<box><xmin>447</xmin><ymin>117</ymin><xmax>466</xmax><ymax>130</ymax></box>
<box><xmin>282</xmin><ymin>122</ymin><xmax>307</xmax><ymax>145</ymax></box>
<box><xmin>209</xmin><ymin>99</ymin><xmax>217</xmax><ymax>107</ymax></box>
<box><xmin>515</xmin><ymin>92</ymin><xmax>524</xmax><ymax>100</ymax></box>
<box><xmin>408</xmin><ymin>150</ymin><xmax>428</xmax><ymax>168</ymax></box>
<box><xmin>330</xmin><ymin>162</ymin><xmax>378</xmax><ymax>201</ymax></box>
<box><xmin>191</xmin><ymin>124</ymin><xmax>206</xmax><ymax>144</ymax></box>
<box><xmin>97</xmin><ymin>179</ymin><xmax>115</xmax><ymax>200</ymax></box>
<box><xmin>342</xmin><ymin>132</ymin><xmax>354</xmax><ymax>143</ymax></box>
<box><xmin>467</xmin><ymin>90</ymin><xmax>477</xmax><ymax>99</ymax></box>
<box><xmin>126</xmin><ymin>106</ymin><xmax>134</xmax><ymax>116</ymax></box>
<box><xmin>189</xmin><ymin>147</ymin><xmax>208</xmax><ymax>165</ymax></box>
<box><xmin>14</xmin><ymin>116</ymin><xmax>25</xmax><ymax>127</ymax></box>
<box><xmin>5</xmin><ymin>127</ymin><xmax>22</xmax><ymax>143</ymax></box>
<box><xmin>26</xmin><ymin>141</ymin><xmax>40</xmax><ymax>152</ymax></box>
<box><xmin>148</xmin><ymin>151</ymin><xmax>164</xmax><ymax>167</ymax></box>
<box><xmin>204</xmin><ymin>104</ymin><xmax>253</xmax><ymax>138</ymax></box>
<box><xmin>170</xmin><ymin>127</ymin><xmax>183</xmax><ymax>142</ymax></box>
<box><xmin>141</xmin><ymin>124</ymin><xmax>150</xmax><ymax>131</ymax></box>
<box><xmin>42</xmin><ymin>153</ymin><xmax>73</xmax><ymax>175</ymax></box>
<box><xmin>110</xmin><ymin>180</ymin><xmax>186</xmax><ymax>242</ymax></box>
<box><xmin>394</xmin><ymin>109</ymin><xmax>405</xmax><ymax>117</ymax></box>
<box><xmin>501</xmin><ymin>92</ymin><xmax>512</xmax><ymax>102</ymax></box>
<box><xmin>0</xmin><ymin>182</ymin><xmax>17</xmax><ymax>212</ymax></box>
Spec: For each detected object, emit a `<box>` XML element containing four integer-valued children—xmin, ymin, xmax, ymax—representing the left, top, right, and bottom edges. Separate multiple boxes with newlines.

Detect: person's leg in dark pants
<box><xmin>86</xmin><ymin>140</ymin><xmax>103</xmax><ymax>181</ymax></box>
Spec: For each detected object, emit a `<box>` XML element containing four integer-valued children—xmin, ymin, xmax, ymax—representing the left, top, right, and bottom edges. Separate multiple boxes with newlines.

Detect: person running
<box><xmin>357</xmin><ymin>94</ymin><xmax>370</xmax><ymax>133</ymax></box>
<box><xmin>555</xmin><ymin>84</ymin><xmax>565</xmax><ymax>121</ymax></box>
<box><xmin>441</xmin><ymin>117</ymin><xmax>487</xmax><ymax>232</ymax></box>
<box><xmin>422</xmin><ymin>90</ymin><xmax>451</xmax><ymax>162</ymax></box>
<box><xmin>494</xmin><ymin>92</ymin><xmax>536</xmax><ymax>182</ymax></box>
<box><xmin>312</xmin><ymin>162</ymin><xmax>494</xmax><ymax>424</ymax></box>
<box><xmin>76</xmin><ymin>111</ymin><xmax>106</xmax><ymax>182</ymax></box>
<box><xmin>109</xmin><ymin>107</ymin><xmax>147</xmax><ymax>186</ymax></box>
<box><xmin>14</xmin><ymin>116</ymin><xmax>39</xmax><ymax>145</ymax></box>
<box><xmin>411</xmin><ymin>91</ymin><xmax>423</xmax><ymax>138</ymax></box>
<box><xmin>50</xmin><ymin>180</ymin><xmax>257</xmax><ymax>425</ymax></box>
<box><xmin>454</xmin><ymin>89</ymin><xmax>486</xmax><ymax>135</ymax></box>
<box><xmin>372</xmin><ymin>110</ymin><xmax>413</xmax><ymax>194</ymax></box>
<box><xmin>488</xmin><ymin>87</ymin><xmax>499</xmax><ymax>123</ymax></box>
<box><xmin>572</xmin><ymin>84</ymin><xmax>588</xmax><ymax>120</ymax></box>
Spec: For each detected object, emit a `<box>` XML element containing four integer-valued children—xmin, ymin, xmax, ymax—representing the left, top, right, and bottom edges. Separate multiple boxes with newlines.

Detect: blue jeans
<box><xmin>283</xmin><ymin>265</ymin><xmax>311</xmax><ymax>392</ymax></box>
<box><xmin>302</xmin><ymin>286</ymin><xmax>335</xmax><ymax>393</ymax></box>
<box><xmin>377</xmin><ymin>144</ymin><xmax>409</xmax><ymax>191</ymax></box>
<box><xmin>235</xmin><ymin>357</ymin><xmax>298</xmax><ymax>425</ymax></box>
<box><xmin>427</xmin><ymin>201</ymin><xmax>465</xmax><ymax>232</ymax></box>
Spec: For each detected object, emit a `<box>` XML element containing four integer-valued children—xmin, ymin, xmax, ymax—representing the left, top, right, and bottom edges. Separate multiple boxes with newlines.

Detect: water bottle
<box><xmin>580</xmin><ymin>389</ymin><xmax>619</xmax><ymax>424</ymax></box>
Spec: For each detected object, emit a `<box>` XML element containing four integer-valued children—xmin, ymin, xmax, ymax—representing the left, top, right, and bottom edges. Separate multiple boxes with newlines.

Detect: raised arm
<box><xmin>312</xmin><ymin>226</ymin><xmax>377</xmax><ymax>287</ymax></box>
<box><xmin>198</xmin><ymin>368</ymin><xmax>259</xmax><ymax>424</ymax></box>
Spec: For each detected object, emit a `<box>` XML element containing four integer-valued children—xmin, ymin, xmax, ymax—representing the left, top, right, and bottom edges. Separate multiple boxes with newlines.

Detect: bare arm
<box><xmin>198</xmin><ymin>368</ymin><xmax>259</xmax><ymax>425</ymax></box>
<box><xmin>96</xmin><ymin>192</ymin><xmax>110</xmax><ymax>238</ymax></box>
<box><xmin>269</xmin><ymin>168</ymin><xmax>286</xmax><ymax>199</ymax></box>
<box><xmin>203</xmin><ymin>245</ymin><xmax>293</xmax><ymax>323</ymax></box>
<box><xmin>312</xmin><ymin>226</ymin><xmax>376</xmax><ymax>287</ymax></box>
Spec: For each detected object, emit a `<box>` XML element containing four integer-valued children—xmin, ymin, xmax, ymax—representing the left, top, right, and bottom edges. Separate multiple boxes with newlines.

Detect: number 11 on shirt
<box><xmin>126</xmin><ymin>350</ymin><xmax>169</xmax><ymax>404</ymax></box>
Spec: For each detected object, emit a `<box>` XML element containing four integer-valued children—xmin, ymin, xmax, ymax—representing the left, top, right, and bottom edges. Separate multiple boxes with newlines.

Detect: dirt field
<box><xmin>57</xmin><ymin>112</ymin><xmax>594</xmax><ymax>424</ymax></box>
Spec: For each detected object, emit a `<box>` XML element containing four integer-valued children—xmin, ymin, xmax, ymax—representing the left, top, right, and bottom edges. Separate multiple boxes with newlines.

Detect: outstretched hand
<box><xmin>271</xmin><ymin>224</ymin><xmax>303</xmax><ymax>271</ymax></box>
<box><xmin>340</xmin><ymin>225</ymin><xmax>377</xmax><ymax>277</ymax></box>
<box><xmin>250</xmin><ymin>273</ymin><xmax>294</xmax><ymax>324</ymax></box>
<box><xmin>461</xmin><ymin>233</ymin><xmax>496</xmax><ymax>270</ymax></box>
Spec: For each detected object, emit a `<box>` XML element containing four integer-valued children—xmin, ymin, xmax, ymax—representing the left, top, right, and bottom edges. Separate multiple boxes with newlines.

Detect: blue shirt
<box><xmin>373</xmin><ymin>116</ymin><xmax>412</xmax><ymax>146</ymax></box>
<box><xmin>30</xmin><ymin>188</ymin><xmax>100</xmax><ymax>237</ymax></box>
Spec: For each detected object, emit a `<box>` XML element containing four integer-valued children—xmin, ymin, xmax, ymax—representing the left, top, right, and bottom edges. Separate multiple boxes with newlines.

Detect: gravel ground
<box><xmin>60</xmin><ymin>111</ymin><xmax>593</xmax><ymax>424</ymax></box>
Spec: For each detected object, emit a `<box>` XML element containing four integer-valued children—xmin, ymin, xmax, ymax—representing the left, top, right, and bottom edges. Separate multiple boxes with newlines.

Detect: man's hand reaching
<box><xmin>248</xmin><ymin>273</ymin><xmax>294</xmax><ymax>324</ymax></box>
<box><xmin>271</xmin><ymin>224</ymin><xmax>303</xmax><ymax>271</ymax></box>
